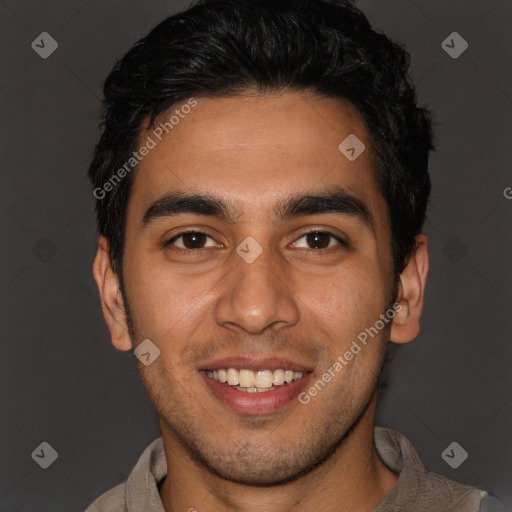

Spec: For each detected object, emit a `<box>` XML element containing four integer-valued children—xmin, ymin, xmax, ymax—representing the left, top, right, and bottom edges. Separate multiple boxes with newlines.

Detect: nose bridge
<box><xmin>236</xmin><ymin>241</ymin><xmax>278</xmax><ymax>296</ymax></box>
<box><xmin>214</xmin><ymin>240</ymin><xmax>299</xmax><ymax>333</ymax></box>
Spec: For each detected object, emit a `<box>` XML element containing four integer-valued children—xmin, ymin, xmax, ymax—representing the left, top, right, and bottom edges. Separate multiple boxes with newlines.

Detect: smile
<box><xmin>205</xmin><ymin>368</ymin><xmax>306</xmax><ymax>393</ymax></box>
<box><xmin>201</xmin><ymin>368</ymin><xmax>312</xmax><ymax>414</ymax></box>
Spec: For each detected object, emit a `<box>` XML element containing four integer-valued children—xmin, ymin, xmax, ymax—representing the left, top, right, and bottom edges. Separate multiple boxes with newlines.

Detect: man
<box><xmin>85</xmin><ymin>0</ymin><xmax>506</xmax><ymax>510</ymax></box>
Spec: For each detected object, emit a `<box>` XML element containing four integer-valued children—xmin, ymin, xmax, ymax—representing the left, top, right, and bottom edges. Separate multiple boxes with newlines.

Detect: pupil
<box><xmin>180</xmin><ymin>232</ymin><xmax>331</xmax><ymax>250</ymax></box>
<box><xmin>183</xmin><ymin>232</ymin><xmax>205</xmax><ymax>249</ymax></box>
<box><xmin>307</xmin><ymin>232</ymin><xmax>329</xmax><ymax>249</ymax></box>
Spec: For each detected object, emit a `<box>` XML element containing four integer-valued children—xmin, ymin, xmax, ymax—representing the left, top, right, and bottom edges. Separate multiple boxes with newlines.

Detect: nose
<box><xmin>214</xmin><ymin>243</ymin><xmax>300</xmax><ymax>334</ymax></box>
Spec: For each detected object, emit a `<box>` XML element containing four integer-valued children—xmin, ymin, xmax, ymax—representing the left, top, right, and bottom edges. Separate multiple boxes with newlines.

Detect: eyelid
<box><xmin>166</xmin><ymin>229</ymin><xmax>221</xmax><ymax>249</ymax></box>
<box><xmin>291</xmin><ymin>229</ymin><xmax>347</xmax><ymax>249</ymax></box>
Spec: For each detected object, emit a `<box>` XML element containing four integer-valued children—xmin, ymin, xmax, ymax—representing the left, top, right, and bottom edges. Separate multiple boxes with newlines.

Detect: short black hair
<box><xmin>88</xmin><ymin>0</ymin><xmax>433</xmax><ymax>285</ymax></box>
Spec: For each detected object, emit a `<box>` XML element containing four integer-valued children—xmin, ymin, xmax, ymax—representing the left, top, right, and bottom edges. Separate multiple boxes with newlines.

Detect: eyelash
<box><xmin>164</xmin><ymin>229</ymin><xmax>348</xmax><ymax>254</ymax></box>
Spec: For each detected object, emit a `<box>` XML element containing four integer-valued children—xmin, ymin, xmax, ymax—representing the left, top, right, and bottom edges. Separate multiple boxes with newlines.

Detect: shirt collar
<box><xmin>123</xmin><ymin>427</ymin><xmax>486</xmax><ymax>511</ymax></box>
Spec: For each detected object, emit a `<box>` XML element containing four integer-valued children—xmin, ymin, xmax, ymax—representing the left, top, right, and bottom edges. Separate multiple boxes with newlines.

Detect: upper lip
<box><xmin>198</xmin><ymin>356</ymin><xmax>314</xmax><ymax>373</ymax></box>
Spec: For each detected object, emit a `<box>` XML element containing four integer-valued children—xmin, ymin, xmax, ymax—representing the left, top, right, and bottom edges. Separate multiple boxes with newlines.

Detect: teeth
<box><xmin>239</xmin><ymin>369</ymin><xmax>254</xmax><ymax>388</ymax></box>
<box><xmin>235</xmin><ymin>386</ymin><xmax>273</xmax><ymax>393</ymax></box>
<box><xmin>254</xmin><ymin>370</ymin><xmax>273</xmax><ymax>388</ymax></box>
<box><xmin>273</xmin><ymin>369</ymin><xmax>285</xmax><ymax>386</ymax></box>
<box><xmin>227</xmin><ymin>368</ymin><xmax>239</xmax><ymax>386</ymax></box>
<box><xmin>206</xmin><ymin>368</ymin><xmax>305</xmax><ymax>389</ymax></box>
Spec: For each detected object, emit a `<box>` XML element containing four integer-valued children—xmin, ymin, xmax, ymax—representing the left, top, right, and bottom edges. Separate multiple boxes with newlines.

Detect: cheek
<box><xmin>299</xmin><ymin>264</ymin><xmax>388</xmax><ymax>341</ymax></box>
<box><xmin>126</xmin><ymin>259</ymin><xmax>215</xmax><ymax>335</ymax></box>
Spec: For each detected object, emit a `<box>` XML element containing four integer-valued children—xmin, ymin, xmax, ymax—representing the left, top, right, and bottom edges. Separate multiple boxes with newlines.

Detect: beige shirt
<box><xmin>85</xmin><ymin>427</ymin><xmax>505</xmax><ymax>512</ymax></box>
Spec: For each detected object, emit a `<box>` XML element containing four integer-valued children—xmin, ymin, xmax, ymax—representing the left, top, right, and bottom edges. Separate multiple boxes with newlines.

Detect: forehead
<box><xmin>127</xmin><ymin>91</ymin><xmax>388</xmax><ymax>230</ymax></box>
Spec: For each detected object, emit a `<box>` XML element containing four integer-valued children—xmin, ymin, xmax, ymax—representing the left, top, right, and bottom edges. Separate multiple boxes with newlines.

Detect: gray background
<box><xmin>1</xmin><ymin>0</ymin><xmax>511</xmax><ymax>510</ymax></box>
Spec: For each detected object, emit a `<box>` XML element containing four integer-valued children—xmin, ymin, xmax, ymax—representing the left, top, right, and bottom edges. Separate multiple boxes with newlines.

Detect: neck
<box><xmin>159</xmin><ymin>394</ymin><xmax>398</xmax><ymax>512</ymax></box>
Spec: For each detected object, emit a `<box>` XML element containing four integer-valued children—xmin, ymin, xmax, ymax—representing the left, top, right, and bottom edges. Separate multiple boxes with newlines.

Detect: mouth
<box><xmin>198</xmin><ymin>357</ymin><xmax>314</xmax><ymax>414</ymax></box>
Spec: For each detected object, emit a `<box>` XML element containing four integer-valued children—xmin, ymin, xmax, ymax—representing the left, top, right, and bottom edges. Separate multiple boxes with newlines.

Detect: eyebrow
<box><xmin>141</xmin><ymin>185</ymin><xmax>375</xmax><ymax>233</ymax></box>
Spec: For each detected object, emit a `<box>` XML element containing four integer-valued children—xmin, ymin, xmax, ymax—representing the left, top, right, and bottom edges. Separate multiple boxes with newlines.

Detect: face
<box><xmin>116</xmin><ymin>91</ymin><xmax>397</xmax><ymax>485</ymax></box>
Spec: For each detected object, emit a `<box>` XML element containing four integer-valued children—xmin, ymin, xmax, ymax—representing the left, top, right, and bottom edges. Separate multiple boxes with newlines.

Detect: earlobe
<box><xmin>92</xmin><ymin>237</ymin><xmax>133</xmax><ymax>351</ymax></box>
<box><xmin>390</xmin><ymin>234</ymin><xmax>429</xmax><ymax>344</ymax></box>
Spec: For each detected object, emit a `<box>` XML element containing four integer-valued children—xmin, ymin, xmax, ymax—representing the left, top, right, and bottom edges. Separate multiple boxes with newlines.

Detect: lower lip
<box><xmin>200</xmin><ymin>371</ymin><xmax>312</xmax><ymax>414</ymax></box>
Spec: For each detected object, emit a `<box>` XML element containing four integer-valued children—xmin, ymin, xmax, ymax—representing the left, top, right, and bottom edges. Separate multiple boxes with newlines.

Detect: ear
<box><xmin>390</xmin><ymin>233</ymin><xmax>429</xmax><ymax>344</ymax></box>
<box><xmin>92</xmin><ymin>236</ymin><xmax>133</xmax><ymax>351</ymax></box>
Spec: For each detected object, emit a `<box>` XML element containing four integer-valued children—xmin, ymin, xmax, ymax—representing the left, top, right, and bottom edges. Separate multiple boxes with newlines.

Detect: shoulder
<box><xmin>422</xmin><ymin>470</ymin><xmax>487</xmax><ymax>511</ymax></box>
<box><xmin>84</xmin><ymin>437</ymin><xmax>165</xmax><ymax>512</ymax></box>
<box><xmin>478</xmin><ymin>494</ymin><xmax>511</xmax><ymax>512</ymax></box>
<box><xmin>85</xmin><ymin>482</ymin><xmax>127</xmax><ymax>512</ymax></box>
<box><xmin>374</xmin><ymin>427</ymin><xmax>492</xmax><ymax>512</ymax></box>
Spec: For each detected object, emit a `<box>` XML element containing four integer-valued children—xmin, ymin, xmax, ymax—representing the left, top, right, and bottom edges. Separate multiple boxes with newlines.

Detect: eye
<box><xmin>164</xmin><ymin>229</ymin><xmax>347</xmax><ymax>254</ymax></box>
<box><xmin>292</xmin><ymin>230</ymin><xmax>346</xmax><ymax>250</ymax></box>
<box><xmin>165</xmin><ymin>231</ymin><xmax>220</xmax><ymax>252</ymax></box>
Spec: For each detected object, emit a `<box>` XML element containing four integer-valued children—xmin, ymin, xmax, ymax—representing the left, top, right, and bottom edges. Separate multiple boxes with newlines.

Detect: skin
<box><xmin>93</xmin><ymin>91</ymin><xmax>429</xmax><ymax>512</ymax></box>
